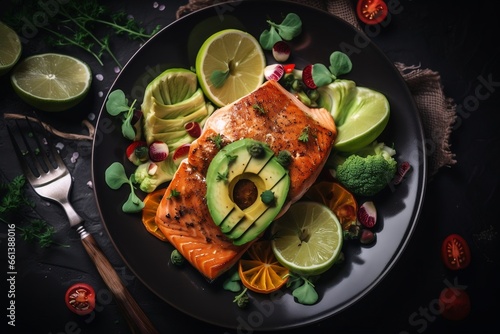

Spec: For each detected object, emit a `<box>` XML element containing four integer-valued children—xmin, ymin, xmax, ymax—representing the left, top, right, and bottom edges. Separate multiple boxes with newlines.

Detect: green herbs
<box><xmin>259</xmin><ymin>13</ymin><xmax>302</xmax><ymax>50</ymax></box>
<box><xmin>167</xmin><ymin>189</ymin><xmax>180</xmax><ymax>199</ymax></box>
<box><xmin>287</xmin><ymin>274</ymin><xmax>319</xmax><ymax>305</ymax></box>
<box><xmin>311</xmin><ymin>51</ymin><xmax>352</xmax><ymax>87</ymax></box>
<box><xmin>170</xmin><ymin>249</ymin><xmax>185</xmax><ymax>266</ymax></box>
<box><xmin>222</xmin><ymin>271</ymin><xmax>249</xmax><ymax>308</ymax></box>
<box><xmin>298</xmin><ymin>126</ymin><xmax>310</xmax><ymax>142</ymax></box>
<box><xmin>260</xmin><ymin>190</ymin><xmax>275</xmax><ymax>205</ymax></box>
<box><xmin>104</xmin><ymin>162</ymin><xmax>144</xmax><ymax>213</ymax></box>
<box><xmin>105</xmin><ymin>89</ymin><xmax>138</xmax><ymax>141</ymax></box>
<box><xmin>5</xmin><ymin>0</ymin><xmax>161</xmax><ymax>68</ymax></box>
<box><xmin>252</xmin><ymin>103</ymin><xmax>266</xmax><ymax>114</ymax></box>
<box><xmin>216</xmin><ymin>170</ymin><xmax>229</xmax><ymax>182</ymax></box>
<box><xmin>209</xmin><ymin>134</ymin><xmax>224</xmax><ymax>149</ymax></box>
<box><xmin>1</xmin><ymin>175</ymin><xmax>60</xmax><ymax>248</ymax></box>
<box><xmin>276</xmin><ymin>150</ymin><xmax>293</xmax><ymax>168</ymax></box>
<box><xmin>247</xmin><ymin>142</ymin><xmax>265</xmax><ymax>158</ymax></box>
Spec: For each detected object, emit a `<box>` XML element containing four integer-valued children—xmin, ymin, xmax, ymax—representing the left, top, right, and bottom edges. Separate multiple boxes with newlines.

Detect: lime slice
<box><xmin>271</xmin><ymin>201</ymin><xmax>343</xmax><ymax>276</ymax></box>
<box><xmin>11</xmin><ymin>53</ymin><xmax>92</xmax><ymax>112</ymax></box>
<box><xmin>319</xmin><ymin>81</ymin><xmax>390</xmax><ymax>152</ymax></box>
<box><xmin>195</xmin><ymin>29</ymin><xmax>265</xmax><ymax>107</ymax></box>
<box><xmin>0</xmin><ymin>21</ymin><xmax>22</xmax><ymax>76</ymax></box>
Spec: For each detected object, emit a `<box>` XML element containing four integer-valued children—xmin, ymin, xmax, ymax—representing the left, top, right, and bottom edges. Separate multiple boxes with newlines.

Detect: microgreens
<box><xmin>104</xmin><ymin>162</ymin><xmax>144</xmax><ymax>213</ymax></box>
<box><xmin>5</xmin><ymin>0</ymin><xmax>161</xmax><ymax>68</ymax></box>
<box><xmin>259</xmin><ymin>13</ymin><xmax>302</xmax><ymax>50</ymax></box>
<box><xmin>105</xmin><ymin>89</ymin><xmax>137</xmax><ymax>140</ymax></box>
<box><xmin>287</xmin><ymin>274</ymin><xmax>319</xmax><ymax>305</ymax></box>
<box><xmin>312</xmin><ymin>51</ymin><xmax>353</xmax><ymax>87</ymax></box>
<box><xmin>1</xmin><ymin>174</ymin><xmax>64</xmax><ymax>248</ymax></box>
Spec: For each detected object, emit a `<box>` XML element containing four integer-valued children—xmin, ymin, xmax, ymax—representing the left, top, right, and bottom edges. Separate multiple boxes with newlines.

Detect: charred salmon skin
<box><xmin>155</xmin><ymin>80</ymin><xmax>337</xmax><ymax>280</ymax></box>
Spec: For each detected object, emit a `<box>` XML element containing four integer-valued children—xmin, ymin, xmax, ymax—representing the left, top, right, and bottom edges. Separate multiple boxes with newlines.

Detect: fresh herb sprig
<box><xmin>6</xmin><ymin>0</ymin><xmax>161</xmax><ymax>68</ymax></box>
<box><xmin>1</xmin><ymin>175</ymin><xmax>63</xmax><ymax>248</ymax></box>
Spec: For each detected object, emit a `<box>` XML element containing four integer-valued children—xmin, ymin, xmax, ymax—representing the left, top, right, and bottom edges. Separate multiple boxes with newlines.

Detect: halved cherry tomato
<box><xmin>142</xmin><ymin>188</ymin><xmax>168</xmax><ymax>241</ymax></box>
<box><xmin>356</xmin><ymin>0</ymin><xmax>388</xmax><ymax>25</ymax></box>
<box><xmin>65</xmin><ymin>283</ymin><xmax>96</xmax><ymax>315</ymax></box>
<box><xmin>441</xmin><ymin>234</ymin><xmax>471</xmax><ymax>270</ymax></box>
<box><xmin>439</xmin><ymin>287</ymin><xmax>471</xmax><ymax>321</ymax></box>
<box><xmin>238</xmin><ymin>241</ymin><xmax>289</xmax><ymax>294</ymax></box>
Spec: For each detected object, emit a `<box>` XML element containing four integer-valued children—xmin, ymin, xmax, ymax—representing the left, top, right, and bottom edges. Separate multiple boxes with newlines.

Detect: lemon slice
<box><xmin>195</xmin><ymin>29</ymin><xmax>265</xmax><ymax>107</ymax></box>
<box><xmin>0</xmin><ymin>21</ymin><xmax>22</xmax><ymax>76</ymax></box>
<box><xmin>271</xmin><ymin>201</ymin><xmax>343</xmax><ymax>276</ymax></box>
<box><xmin>11</xmin><ymin>53</ymin><xmax>92</xmax><ymax>112</ymax></box>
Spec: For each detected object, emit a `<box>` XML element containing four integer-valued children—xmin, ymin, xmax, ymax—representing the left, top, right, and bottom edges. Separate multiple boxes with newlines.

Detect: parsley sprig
<box><xmin>1</xmin><ymin>175</ymin><xmax>64</xmax><ymax>248</ymax></box>
<box><xmin>5</xmin><ymin>0</ymin><xmax>161</xmax><ymax>68</ymax></box>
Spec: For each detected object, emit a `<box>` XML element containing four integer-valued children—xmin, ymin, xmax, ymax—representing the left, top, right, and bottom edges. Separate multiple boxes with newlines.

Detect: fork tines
<box><xmin>7</xmin><ymin>116</ymin><xmax>67</xmax><ymax>182</ymax></box>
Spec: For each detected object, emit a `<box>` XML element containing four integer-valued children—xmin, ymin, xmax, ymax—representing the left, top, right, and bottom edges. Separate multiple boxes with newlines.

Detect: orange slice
<box><xmin>238</xmin><ymin>240</ymin><xmax>289</xmax><ymax>294</ymax></box>
<box><xmin>142</xmin><ymin>187</ymin><xmax>167</xmax><ymax>241</ymax></box>
<box><xmin>304</xmin><ymin>181</ymin><xmax>358</xmax><ymax>230</ymax></box>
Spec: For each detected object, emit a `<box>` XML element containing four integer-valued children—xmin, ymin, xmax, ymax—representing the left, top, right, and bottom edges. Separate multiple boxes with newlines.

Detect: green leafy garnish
<box><xmin>260</xmin><ymin>190</ymin><xmax>275</xmax><ymax>205</ymax></box>
<box><xmin>105</xmin><ymin>89</ymin><xmax>137</xmax><ymax>140</ymax></box>
<box><xmin>259</xmin><ymin>13</ymin><xmax>302</xmax><ymax>50</ymax></box>
<box><xmin>253</xmin><ymin>103</ymin><xmax>266</xmax><ymax>114</ymax></box>
<box><xmin>311</xmin><ymin>51</ymin><xmax>352</xmax><ymax>87</ymax></box>
<box><xmin>216</xmin><ymin>170</ymin><xmax>229</xmax><ymax>182</ymax></box>
<box><xmin>287</xmin><ymin>274</ymin><xmax>319</xmax><ymax>305</ymax></box>
<box><xmin>104</xmin><ymin>162</ymin><xmax>144</xmax><ymax>213</ymax></box>
<box><xmin>209</xmin><ymin>134</ymin><xmax>224</xmax><ymax>149</ymax></box>
<box><xmin>223</xmin><ymin>271</ymin><xmax>242</xmax><ymax>293</ymax></box>
<box><xmin>170</xmin><ymin>249</ymin><xmax>185</xmax><ymax>266</ymax></box>
<box><xmin>210</xmin><ymin>69</ymin><xmax>230</xmax><ymax>88</ymax></box>
<box><xmin>225</xmin><ymin>153</ymin><xmax>238</xmax><ymax>164</ymax></box>
<box><xmin>4</xmin><ymin>0</ymin><xmax>161</xmax><ymax>68</ymax></box>
<box><xmin>233</xmin><ymin>287</ymin><xmax>249</xmax><ymax>308</ymax></box>
<box><xmin>298</xmin><ymin>126</ymin><xmax>310</xmax><ymax>143</ymax></box>
<box><xmin>1</xmin><ymin>175</ymin><xmax>63</xmax><ymax>248</ymax></box>
<box><xmin>167</xmin><ymin>189</ymin><xmax>180</xmax><ymax>199</ymax></box>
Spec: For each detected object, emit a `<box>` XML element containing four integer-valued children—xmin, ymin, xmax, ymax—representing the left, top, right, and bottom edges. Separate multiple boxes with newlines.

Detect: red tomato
<box><xmin>65</xmin><ymin>283</ymin><xmax>96</xmax><ymax>315</ymax></box>
<box><xmin>441</xmin><ymin>234</ymin><xmax>471</xmax><ymax>270</ymax></box>
<box><xmin>439</xmin><ymin>288</ymin><xmax>471</xmax><ymax>321</ymax></box>
<box><xmin>356</xmin><ymin>0</ymin><xmax>388</xmax><ymax>25</ymax></box>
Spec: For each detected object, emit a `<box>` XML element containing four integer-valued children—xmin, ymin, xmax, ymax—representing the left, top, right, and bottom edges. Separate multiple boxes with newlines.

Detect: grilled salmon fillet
<box><xmin>155</xmin><ymin>80</ymin><xmax>337</xmax><ymax>280</ymax></box>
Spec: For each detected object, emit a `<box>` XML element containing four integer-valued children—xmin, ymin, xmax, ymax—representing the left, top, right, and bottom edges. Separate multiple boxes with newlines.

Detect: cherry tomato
<box><xmin>356</xmin><ymin>0</ymin><xmax>388</xmax><ymax>25</ymax></box>
<box><xmin>439</xmin><ymin>287</ymin><xmax>471</xmax><ymax>321</ymax></box>
<box><xmin>441</xmin><ymin>234</ymin><xmax>471</xmax><ymax>270</ymax></box>
<box><xmin>65</xmin><ymin>283</ymin><xmax>96</xmax><ymax>315</ymax></box>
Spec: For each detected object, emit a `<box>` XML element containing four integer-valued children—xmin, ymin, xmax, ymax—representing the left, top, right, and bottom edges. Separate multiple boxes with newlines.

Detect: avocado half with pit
<box><xmin>206</xmin><ymin>139</ymin><xmax>290</xmax><ymax>246</ymax></box>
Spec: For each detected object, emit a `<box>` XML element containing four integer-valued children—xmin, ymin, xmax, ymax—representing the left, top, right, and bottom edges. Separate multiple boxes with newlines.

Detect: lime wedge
<box><xmin>0</xmin><ymin>21</ymin><xmax>22</xmax><ymax>76</ymax></box>
<box><xmin>319</xmin><ymin>80</ymin><xmax>390</xmax><ymax>152</ymax></box>
<box><xmin>271</xmin><ymin>201</ymin><xmax>343</xmax><ymax>276</ymax></box>
<box><xmin>10</xmin><ymin>53</ymin><xmax>92</xmax><ymax>112</ymax></box>
<box><xmin>195</xmin><ymin>29</ymin><xmax>265</xmax><ymax>107</ymax></box>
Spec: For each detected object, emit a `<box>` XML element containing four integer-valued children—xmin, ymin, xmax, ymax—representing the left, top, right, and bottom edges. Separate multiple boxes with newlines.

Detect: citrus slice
<box><xmin>319</xmin><ymin>81</ymin><xmax>390</xmax><ymax>152</ymax></box>
<box><xmin>10</xmin><ymin>53</ymin><xmax>92</xmax><ymax>112</ymax></box>
<box><xmin>195</xmin><ymin>29</ymin><xmax>265</xmax><ymax>107</ymax></box>
<box><xmin>304</xmin><ymin>181</ymin><xmax>358</xmax><ymax>231</ymax></box>
<box><xmin>141</xmin><ymin>187</ymin><xmax>167</xmax><ymax>241</ymax></box>
<box><xmin>271</xmin><ymin>201</ymin><xmax>343</xmax><ymax>276</ymax></box>
<box><xmin>0</xmin><ymin>21</ymin><xmax>22</xmax><ymax>76</ymax></box>
<box><xmin>238</xmin><ymin>240</ymin><xmax>289</xmax><ymax>294</ymax></box>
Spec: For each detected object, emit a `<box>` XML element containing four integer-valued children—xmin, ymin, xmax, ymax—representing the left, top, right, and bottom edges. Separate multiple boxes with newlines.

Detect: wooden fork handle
<box><xmin>80</xmin><ymin>232</ymin><xmax>159</xmax><ymax>334</ymax></box>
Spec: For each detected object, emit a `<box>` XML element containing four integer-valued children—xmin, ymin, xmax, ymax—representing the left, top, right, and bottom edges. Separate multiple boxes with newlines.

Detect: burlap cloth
<box><xmin>176</xmin><ymin>0</ymin><xmax>457</xmax><ymax>177</ymax></box>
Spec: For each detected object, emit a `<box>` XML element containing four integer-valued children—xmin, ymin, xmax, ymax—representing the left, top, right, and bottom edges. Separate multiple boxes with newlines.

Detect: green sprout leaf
<box><xmin>105</xmin><ymin>89</ymin><xmax>130</xmax><ymax>116</ymax></box>
<box><xmin>210</xmin><ymin>69</ymin><xmax>230</xmax><ymax>88</ymax></box>
<box><xmin>105</xmin><ymin>162</ymin><xmax>129</xmax><ymax>189</ymax></box>
<box><xmin>223</xmin><ymin>271</ymin><xmax>242</xmax><ymax>293</ymax></box>
<box><xmin>329</xmin><ymin>51</ymin><xmax>352</xmax><ymax>77</ymax></box>
<box><xmin>292</xmin><ymin>277</ymin><xmax>318</xmax><ymax>305</ymax></box>
<box><xmin>259</xmin><ymin>13</ymin><xmax>302</xmax><ymax>50</ymax></box>
<box><xmin>311</xmin><ymin>63</ymin><xmax>334</xmax><ymax>87</ymax></box>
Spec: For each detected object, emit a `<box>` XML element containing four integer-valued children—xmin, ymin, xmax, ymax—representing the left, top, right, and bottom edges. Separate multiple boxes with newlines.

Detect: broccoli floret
<box><xmin>335</xmin><ymin>141</ymin><xmax>397</xmax><ymax>197</ymax></box>
<box><xmin>134</xmin><ymin>158</ymin><xmax>178</xmax><ymax>193</ymax></box>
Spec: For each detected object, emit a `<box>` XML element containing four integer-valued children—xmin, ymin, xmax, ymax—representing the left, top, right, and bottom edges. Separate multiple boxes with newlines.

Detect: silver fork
<box><xmin>7</xmin><ymin>117</ymin><xmax>158</xmax><ymax>334</ymax></box>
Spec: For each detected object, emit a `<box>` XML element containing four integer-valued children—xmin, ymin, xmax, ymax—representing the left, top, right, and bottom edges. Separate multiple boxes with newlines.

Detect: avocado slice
<box><xmin>206</xmin><ymin>139</ymin><xmax>290</xmax><ymax>245</ymax></box>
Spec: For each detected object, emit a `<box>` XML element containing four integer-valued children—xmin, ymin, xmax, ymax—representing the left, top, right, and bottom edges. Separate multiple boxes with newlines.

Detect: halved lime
<box><xmin>11</xmin><ymin>53</ymin><xmax>92</xmax><ymax>112</ymax></box>
<box><xmin>0</xmin><ymin>21</ymin><xmax>22</xmax><ymax>76</ymax></box>
<box><xmin>319</xmin><ymin>80</ymin><xmax>390</xmax><ymax>152</ymax></box>
<box><xmin>271</xmin><ymin>201</ymin><xmax>343</xmax><ymax>276</ymax></box>
<box><xmin>195</xmin><ymin>29</ymin><xmax>265</xmax><ymax>107</ymax></box>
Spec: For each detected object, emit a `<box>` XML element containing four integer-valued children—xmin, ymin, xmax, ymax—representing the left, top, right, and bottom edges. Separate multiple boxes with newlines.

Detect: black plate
<box><xmin>92</xmin><ymin>1</ymin><xmax>427</xmax><ymax>330</ymax></box>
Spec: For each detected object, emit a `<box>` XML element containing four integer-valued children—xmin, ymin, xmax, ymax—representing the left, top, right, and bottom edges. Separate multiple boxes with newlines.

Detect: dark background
<box><xmin>1</xmin><ymin>0</ymin><xmax>499</xmax><ymax>333</ymax></box>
